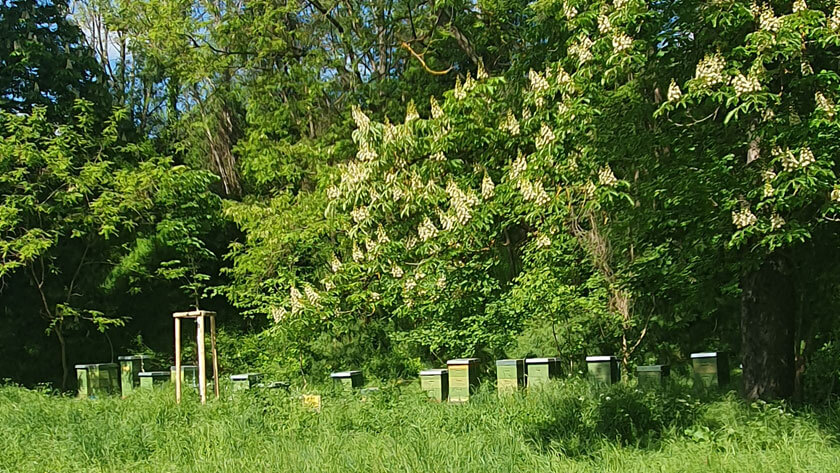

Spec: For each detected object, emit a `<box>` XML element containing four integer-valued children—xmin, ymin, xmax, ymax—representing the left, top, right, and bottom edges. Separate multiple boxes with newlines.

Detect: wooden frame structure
<box><xmin>173</xmin><ymin>310</ymin><xmax>220</xmax><ymax>404</ymax></box>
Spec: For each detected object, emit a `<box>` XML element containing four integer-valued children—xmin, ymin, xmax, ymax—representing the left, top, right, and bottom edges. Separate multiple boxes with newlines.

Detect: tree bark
<box><xmin>741</xmin><ymin>254</ymin><xmax>796</xmax><ymax>400</ymax></box>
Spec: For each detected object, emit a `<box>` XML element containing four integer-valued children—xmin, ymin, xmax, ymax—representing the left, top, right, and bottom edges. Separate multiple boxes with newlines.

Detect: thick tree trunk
<box><xmin>741</xmin><ymin>255</ymin><xmax>795</xmax><ymax>401</ymax></box>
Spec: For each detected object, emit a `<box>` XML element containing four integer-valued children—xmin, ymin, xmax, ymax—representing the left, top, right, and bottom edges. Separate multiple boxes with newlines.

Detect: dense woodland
<box><xmin>2</xmin><ymin>0</ymin><xmax>840</xmax><ymax>402</ymax></box>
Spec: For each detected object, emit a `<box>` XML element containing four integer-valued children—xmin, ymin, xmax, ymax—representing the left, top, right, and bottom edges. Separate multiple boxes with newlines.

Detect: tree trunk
<box><xmin>56</xmin><ymin>324</ymin><xmax>69</xmax><ymax>391</ymax></box>
<box><xmin>741</xmin><ymin>255</ymin><xmax>795</xmax><ymax>401</ymax></box>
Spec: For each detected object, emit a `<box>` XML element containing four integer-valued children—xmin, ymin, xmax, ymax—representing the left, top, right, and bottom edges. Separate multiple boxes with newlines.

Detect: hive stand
<box><xmin>173</xmin><ymin>310</ymin><xmax>220</xmax><ymax>404</ymax></box>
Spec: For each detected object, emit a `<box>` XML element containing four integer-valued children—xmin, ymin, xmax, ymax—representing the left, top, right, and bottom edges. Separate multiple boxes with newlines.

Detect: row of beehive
<box><xmin>75</xmin><ymin>355</ymin><xmax>264</xmax><ymax>399</ymax></box>
<box><xmin>414</xmin><ymin>352</ymin><xmax>729</xmax><ymax>402</ymax></box>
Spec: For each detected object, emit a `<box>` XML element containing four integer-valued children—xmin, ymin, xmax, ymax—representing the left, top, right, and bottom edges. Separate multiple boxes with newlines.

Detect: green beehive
<box><xmin>230</xmin><ymin>373</ymin><xmax>264</xmax><ymax>391</ymax></box>
<box><xmin>496</xmin><ymin>359</ymin><xmax>525</xmax><ymax>393</ymax></box>
<box><xmin>76</xmin><ymin>363</ymin><xmax>119</xmax><ymax>399</ymax></box>
<box><xmin>636</xmin><ymin>364</ymin><xmax>669</xmax><ymax>388</ymax></box>
<box><xmin>139</xmin><ymin>371</ymin><xmax>170</xmax><ymax>389</ymax></box>
<box><xmin>447</xmin><ymin>358</ymin><xmax>480</xmax><ymax>403</ymax></box>
<box><xmin>170</xmin><ymin>365</ymin><xmax>200</xmax><ymax>389</ymax></box>
<box><xmin>691</xmin><ymin>352</ymin><xmax>729</xmax><ymax>389</ymax></box>
<box><xmin>330</xmin><ymin>370</ymin><xmax>364</xmax><ymax>390</ymax></box>
<box><xmin>118</xmin><ymin>355</ymin><xmax>153</xmax><ymax>397</ymax></box>
<box><xmin>419</xmin><ymin>369</ymin><xmax>448</xmax><ymax>401</ymax></box>
<box><xmin>586</xmin><ymin>356</ymin><xmax>620</xmax><ymax>385</ymax></box>
<box><xmin>525</xmin><ymin>358</ymin><xmax>560</xmax><ymax>387</ymax></box>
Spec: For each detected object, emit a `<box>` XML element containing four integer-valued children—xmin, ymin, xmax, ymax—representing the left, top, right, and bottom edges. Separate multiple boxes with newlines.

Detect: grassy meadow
<box><xmin>1</xmin><ymin>379</ymin><xmax>839</xmax><ymax>473</ymax></box>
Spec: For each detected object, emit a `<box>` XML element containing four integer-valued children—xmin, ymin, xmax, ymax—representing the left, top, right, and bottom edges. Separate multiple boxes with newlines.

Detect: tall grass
<box><xmin>0</xmin><ymin>380</ymin><xmax>838</xmax><ymax>472</ymax></box>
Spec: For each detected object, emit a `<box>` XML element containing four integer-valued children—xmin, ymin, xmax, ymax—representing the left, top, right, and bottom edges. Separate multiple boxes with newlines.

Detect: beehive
<box><xmin>419</xmin><ymin>369</ymin><xmax>448</xmax><ymax>401</ymax></box>
<box><xmin>139</xmin><ymin>371</ymin><xmax>170</xmax><ymax>389</ymax></box>
<box><xmin>118</xmin><ymin>355</ymin><xmax>153</xmax><ymax>397</ymax></box>
<box><xmin>525</xmin><ymin>358</ymin><xmax>560</xmax><ymax>387</ymax></box>
<box><xmin>447</xmin><ymin>358</ymin><xmax>480</xmax><ymax>403</ymax></box>
<box><xmin>170</xmin><ymin>365</ymin><xmax>200</xmax><ymax>389</ymax></box>
<box><xmin>75</xmin><ymin>363</ymin><xmax>119</xmax><ymax>399</ymax></box>
<box><xmin>496</xmin><ymin>359</ymin><xmax>525</xmax><ymax>393</ymax></box>
<box><xmin>230</xmin><ymin>373</ymin><xmax>264</xmax><ymax>391</ymax></box>
<box><xmin>586</xmin><ymin>356</ymin><xmax>620</xmax><ymax>385</ymax></box>
<box><xmin>691</xmin><ymin>352</ymin><xmax>729</xmax><ymax>389</ymax></box>
<box><xmin>330</xmin><ymin>370</ymin><xmax>364</xmax><ymax>390</ymax></box>
<box><xmin>636</xmin><ymin>364</ymin><xmax>670</xmax><ymax>388</ymax></box>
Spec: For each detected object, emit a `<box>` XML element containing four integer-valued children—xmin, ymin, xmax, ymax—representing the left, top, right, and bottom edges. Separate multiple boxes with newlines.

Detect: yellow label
<box><xmin>302</xmin><ymin>394</ymin><xmax>322</xmax><ymax>411</ymax></box>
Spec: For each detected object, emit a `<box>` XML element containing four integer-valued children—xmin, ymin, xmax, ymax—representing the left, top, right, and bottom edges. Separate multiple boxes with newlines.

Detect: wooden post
<box><xmin>173</xmin><ymin>310</ymin><xmax>218</xmax><ymax>405</ymax></box>
<box><xmin>210</xmin><ymin>315</ymin><xmax>220</xmax><ymax>399</ymax></box>
<box><xmin>196</xmin><ymin>314</ymin><xmax>207</xmax><ymax>404</ymax></box>
<box><xmin>174</xmin><ymin>317</ymin><xmax>181</xmax><ymax>404</ymax></box>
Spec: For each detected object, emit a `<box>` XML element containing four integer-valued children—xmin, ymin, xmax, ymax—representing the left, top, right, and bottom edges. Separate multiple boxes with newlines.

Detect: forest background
<box><xmin>2</xmin><ymin>0</ymin><xmax>840</xmax><ymax>403</ymax></box>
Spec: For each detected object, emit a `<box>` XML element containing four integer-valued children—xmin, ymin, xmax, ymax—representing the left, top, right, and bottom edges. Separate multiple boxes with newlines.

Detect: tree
<box><xmin>0</xmin><ymin>0</ymin><xmax>110</xmax><ymax>118</ymax></box>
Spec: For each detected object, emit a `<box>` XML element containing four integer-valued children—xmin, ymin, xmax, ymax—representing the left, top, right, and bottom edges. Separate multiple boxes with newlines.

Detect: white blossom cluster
<box><xmin>352</xmin><ymin>105</ymin><xmax>371</xmax><ymax>135</ymax></box>
<box><xmin>758</xmin><ymin>4</ymin><xmax>781</xmax><ymax>32</ymax></box>
<box><xmin>330</xmin><ymin>255</ymin><xmax>342</xmax><ymax>272</ymax></box>
<box><xmin>535</xmin><ymin>234</ymin><xmax>552</xmax><ymax>248</ymax></box>
<box><xmin>830</xmin><ymin>6</ymin><xmax>840</xmax><ymax>30</ymax></box>
<box><xmin>770</xmin><ymin>213</ymin><xmax>785</xmax><ymax>230</ymax></box>
<box><xmin>271</xmin><ymin>306</ymin><xmax>287</xmax><ymax>323</ymax></box>
<box><xmin>774</xmin><ymin>146</ymin><xmax>798</xmax><ymax>172</ymax></box>
<box><xmin>763</xmin><ymin>169</ymin><xmax>776</xmax><ymax>198</ymax></box>
<box><xmin>438</xmin><ymin>210</ymin><xmax>456</xmax><ymax>231</ymax></box>
<box><xmin>377</xmin><ymin>225</ymin><xmax>390</xmax><ymax>244</ymax></box>
<box><xmin>500</xmin><ymin>110</ymin><xmax>520</xmax><ymax>135</ymax></box>
<box><xmin>584</xmin><ymin>181</ymin><xmax>597</xmax><ymax>198</ymax></box>
<box><xmin>446</xmin><ymin>180</ymin><xmax>480</xmax><ymax>225</ymax></box>
<box><xmin>430</xmin><ymin>96</ymin><xmax>444</xmax><ymax>119</ymax></box>
<box><xmin>667</xmin><ymin>79</ymin><xmax>682</xmax><ymax>102</ymax></box>
<box><xmin>383</xmin><ymin>120</ymin><xmax>411</xmax><ymax>146</ymax></box>
<box><xmin>304</xmin><ymin>285</ymin><xmax>320</xmax><ymax>304</ymax></box>
<box><xmin>351</xmin><ymin>205</ymin><xmax>369</xmax><ymax>223</ymax></box>
<box><xmin>599</xmin><ymin>165</ymin><xmax>618</xmax><ymax>187</ymax></box>
<box><xmin>364</xmin><ymin>237</ymin><xmax>377</xmax><ymax>254</ymax></box>
<box><xmin>405</xmin><ymin>235</ymin><xmax>418</xmax><ymax>250</ymax></box>
<box><xmin>799</xmin><ymin>147</ymin><xmax>816</xmax><ymax>167</ymax></box>
<box><xmin>405</xmin><ymin>100</ymin><xmax>419</xmax><ymax>123</ymax></box>
<box><xmin>763</xmin><ymin>181</ymin><xmax>774</xmax><ymax>198</ymax></box>
<box><xmin>340</xmin><ymin>160</ymin><xmax>371</xmax><ymax>187</ymax></box>
<box><xmin>569</xmin><ymin>36</ymin><xmax>594</xmax><ymax>64</ymax></box>
<box><xmin>323</xmin><ymin>279</ymin><xmax>335</xmax><ymax>291</ymax></box>
<box><xmin>564</xmin><ymin>2</ymin><xmax>578</xmax><ymax>19</ymax></box>
<box><xmin>535</xmin><ymin>123</ymin><xmax>556</xmax><ymax>149</ymax></box>
<box><xmin>612</xmin><ymin>32</ymin><xmax>633</xmax><ymax>53</ymax></box>
<box><xmin>732</xmin><ymin>207</ymin><xmax>757</xmax><ymax>228</ymax></box>
<box><xmin>555</xmin><ymin>66</ymin><xmax>572</xmax><ymax>85</ymax></box>
<box><xmin>391</xmin><ymin>264</ymin><xmax>404</xmax><ymax>278</ymax></box>
<box><xmin>529</xmin><ymin>69</ymin><xmax>550</xmax><ymax>94</ymax></box>
<box><xmin>792</xmin><ymin>0</ymin><xmax>807</xmax><ymax>13</ymax></box>
<box><xmin>481</xmin><ymin>174</ymin><xmax>495</xmax><ymax>199</ymax></box>
<box><xmin>453</xmin><ymin>73</ymin><xmax>476</xmax><ymax>100</ymax></box>
<box><xmin>614</xmin><ymin>0</ymin><xmax>630</xmax><ymax>9</ymax></box>
<box><xmin>732</xmin><ymin>73</ymin><xmax>761</xmax><ymax>96</ymax></box>
<box><xmin>431</xmin><ymin>151</ymin><xmax>446</xmax><ymax>162</ymax></box>
<box><xmin>510</xmin><ymin>152</ymin><xmax>528</xmax><ymax>181</ymax></box>
<box><xmin>290</xmin><ymin>286</ymin><xmax>304</xmax><ymax>313</ymax></box>
<box><xmin>418</xmin><ymin>217</ymin><xmax>439</xmax><ymax>241</ymax></box>
<box><xmin>801</xmin><ymin>60</ymin><xmax>814</xmax><ymax>76</ymax></box>
<box><xmin>816</xmin><ymin>91</ymin><xmax>835</xmax><ymax>117</ymax></box>
<box><xmin>695</xmin><ymin>53</ymin><xmax>726</xmax><ymax>88</ymax></box>
<box><xmin>357</xmin><ymin>141</ymin><xmax>378</xmax><ymax>161</ymax></box>
<box><xmin>519</xmin><ymin>179</ymin><xmax>551</xmax><ymax>206</ymax></box>
<box><xmin>352</xmin><ymin>242</ymin><xmax>364</xmax><ymax>262</ymax></box>
<box><xmin>436</xmin><ymin>274</ymin><xmax>447</xmax><ymax>289</ymax></box>
<box><xmin>477</xmin><ymin>64</ymin><xmax>489</xmax><ymax>80</ymax></box>
<box><xmin>831</xmin><ymin>186</ymin><xmax>840</xmax><ymax>202</ymax></box>
<box><xmin>598</xmin><ymin>14</ymin><xmax>612</xmax><ymax>35</ymax></box>
<box><xmin>404</xmin><ymin>278</ymin><xmax>417</xmax><ymax>291</ymax></box>
<box><xmin>327</xmin><ymin>185</ymin><xmax>340</xmax><ymax>200</ymax></box>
